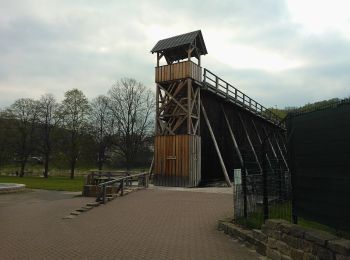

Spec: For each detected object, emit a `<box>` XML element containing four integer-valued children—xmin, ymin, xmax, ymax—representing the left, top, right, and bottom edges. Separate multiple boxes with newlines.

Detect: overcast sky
<box><xmin>1</xmin><ymin>0</ymin><xmax>349</xmax><ymax>108</ymax></box>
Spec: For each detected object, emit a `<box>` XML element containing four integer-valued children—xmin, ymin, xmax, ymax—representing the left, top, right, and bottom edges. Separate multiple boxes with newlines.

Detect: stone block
<box><xmin>262</xmin><ymin>224</ymin><xmax>282</xmax><ymax>240</ymax></box>
<box><xmin>272</xmin><ymin>231</ymin><xmax>283</xmax><ymax>240</ymax></box>
<box><xmin>252</xmin><ymin>229</ymin><xmax>267</xmax><ymax>243</ymax></box>
<box><xmin>268</xmin><ymin>237</ymin><xmax>279</xmax><ymax>249</ymax></box>
<box><xmin>227</xmin><ymin>223</ymin><xmax>238</xmax><ymax>236</ymax></box>
<box><xmin>335</xmin><ymin>254</ymin><xmax>350</xmax><ymax>260</ymax></box>
<box><xmin>290</xmin><ymin>248</ymin><xmax>304</xmax><ymax>260</ymax></box>
<box><xmin>255</xmin><ymin>240</ymin><xmax>267</xmax><ymax>256</ymax></box>
<box><xmin>267</xmin><ymin>248</ymin><xmax>282</xmax><ymax>260</ymax></box>
<box><xmin>303</xmin><ymin>253</ymin><xmax>317</xmax><ymax>260</ymax></box>
<box><xmin>289</xmin><ymin>225</ymin><xmax>306</xmax><ymax>238</ymax></box>
<box><xmin>304</xmin><ymin>229</ymin><xmax>337</xmax><ymax>246</ymax></box>
<box><xmin>328</xmin><ymin>239</ymin><xmax>350</xmax><ymax>256</ymax></box>
<box><xmin>266</xmin><ymin>219</ymin><xmax>289</xmax><ymax>229</ymax></box>
<box><xmin>313</xmin><ymin>245</ymin><xmax>334</xmax><ymax>260</ymax></box>
<box><xmin>244</xmin><ymin>240</ymin><xmax>255</xmax><ymax>249</ymax></box>
<box><xmin>282</xmin><ymin>234</ymin><xmax>313</xmax><ymax>253</ymax></box>
<box><xmin>280</xmin><ymin>222</ymin><xmax>294</xmax><ymax>234</ymax></box>
<box><xmin>226</xmin><ymin>223</ymin><xmax>240</xmax><ymax>237</ymax></box>
<box><xmin>217</xmin><ymin>221</ymin><xmax>225</xmax><ymax>231</ymax></box>
<box><xmin>281</xmin><ymin>233</ymin><xmax>299</xmax><ymax>248</ymax></box>
<box><xmin>276</xmin><ymin>240</ymin><xmax>291</xmax><ymax>256</ymax></box>
<box><xmin>261</xmin><ymin>224</ymin><xmax>268</xmax><ymax>234</ymax></box>
<box><xmin>281</xmin><ymin>254</ymin><xmax>292</xmax><ymax>260</ymax></box>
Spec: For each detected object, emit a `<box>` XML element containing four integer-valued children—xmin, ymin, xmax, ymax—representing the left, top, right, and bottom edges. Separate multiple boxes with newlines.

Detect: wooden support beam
<box><xmin>221</xmin><ymin>106</ymin><xmax>245</xmax><ymax>170</ymax></box>
<box><xmin>238</xmin><ymin>114</ymin><xmax>262</xmax><ymax>174</ymax></box>
<box><xmin>201</xmin><ymin>103</ymin><xmax>232</xmax><ymax>187</ymax></box>
<box><xmin>148</xmin><ymin>156</ymin><xmax>154</xmax><ymax>179</ymax></box>
<box><xmin>187</xmin><ymin>79</ymin><xmax>191</xmax><ymax>134</ymax></box>
<box><xmin>158</xmin><ymin>84</ymin><xmax>188</xmax><ymax>113</ymax></box>
<box><xmin>251</xmin><ymin>120</ymin><xmax>274</xmax><ymax>171</ymax></box>
<box><xmin>263</xmin><ymin>126</ymin><xmax>278</xmax><ymax>160</ymax></box>
<box><xmin>273</xmin><ymin>132</ymin><xmax>289</xmax><ymax>171</ymax></box>
<box><xmin>156</xmin><ymin>85</ymin><xmax>160</xmax><ymax>135</ymax></box>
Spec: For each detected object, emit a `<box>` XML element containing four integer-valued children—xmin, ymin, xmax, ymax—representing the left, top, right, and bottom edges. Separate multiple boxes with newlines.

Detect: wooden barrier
<box><xmin>153</xmin><ymin>135</ymin><xmax>201</xmax><ymax>187</ymax></box>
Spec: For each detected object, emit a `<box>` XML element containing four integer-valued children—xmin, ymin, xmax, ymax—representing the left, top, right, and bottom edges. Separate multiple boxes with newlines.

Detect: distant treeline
<box><xmin>269</xmin><ymin>97</ymin><xmax>349</xmax><ymax>120</ymax></box>
<box><xmin>0</xmin><ymin>78</ymin><xmax>155</xmax><ymax>179</ymax></box>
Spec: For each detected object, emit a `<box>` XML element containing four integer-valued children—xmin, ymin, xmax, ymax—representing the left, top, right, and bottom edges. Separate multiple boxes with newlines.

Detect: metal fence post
<box><xmin>242</xmin><ymin>169</ymin><xmax>248</xmax><ymax>218</ymax></box>
<box><xmin>262</xmin><ymin>139</ymin><xmax>269</xmax><ymax>222</ymax></box>
<box><xmin>102</xmin><ymin>184</ymin><xmax>106</xmax><ymax>204</ymax></box>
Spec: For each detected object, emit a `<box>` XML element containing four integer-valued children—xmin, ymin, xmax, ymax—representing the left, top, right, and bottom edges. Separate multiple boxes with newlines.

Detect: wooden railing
<box><xmin>155</xmin><ymin>60</ymin><xmax>202</xmax><ymax>83</ymax></box>
<box><xmin>95</xmin><ymin>172</ymin><xmax>149</xmax><ymax>204</ymax></box>
<box><xmin>203</xmin><ymin>68</ymin><xmax>285</xmax><ymax>128</ymax></box>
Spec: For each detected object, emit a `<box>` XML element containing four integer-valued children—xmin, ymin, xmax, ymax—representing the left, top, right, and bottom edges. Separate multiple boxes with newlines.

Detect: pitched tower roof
<box><xmin>151</xmin><ymin>30</ymin><xmax>207</xmax><ymax>63</ymax></box>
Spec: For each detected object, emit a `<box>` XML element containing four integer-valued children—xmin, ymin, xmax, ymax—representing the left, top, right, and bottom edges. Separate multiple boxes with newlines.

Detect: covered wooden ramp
<box><xmin>151</xmin><ymin>30</ymin><xmax>288</xmax><ymax>187</ymax></box>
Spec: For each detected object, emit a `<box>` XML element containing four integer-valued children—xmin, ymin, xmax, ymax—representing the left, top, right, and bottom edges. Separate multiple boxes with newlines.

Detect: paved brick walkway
<box><xmin>0</xmin><ymin>188</ymin><xmax>261</xmax><ymax>260</ymax></box>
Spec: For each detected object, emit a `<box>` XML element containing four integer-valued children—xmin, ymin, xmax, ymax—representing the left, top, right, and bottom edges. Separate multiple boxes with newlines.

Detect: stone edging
<box><xmin>0</xmin><ymin>183</ymin><xmax>26</xmax><ymax>194</ymax></box>
<box><xmin>218</xmin><ymin>218</ymin><xmax>350</xmax><ymax>260</ymax></box>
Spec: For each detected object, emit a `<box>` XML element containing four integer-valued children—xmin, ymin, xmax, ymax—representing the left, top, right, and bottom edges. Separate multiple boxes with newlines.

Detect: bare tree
<box><xmin>60</xmin><ymin>89</ymin><xmax>90</xmax><ymax>179</ymax></box>
<box><xmin>7</xmin><ymin>98</ymin><xmax>39</xmax><ymax>177</ymax></box>
<box><xmin>89</xmin><ymin>95</ymin><xmax>114</xmax><ymax>170</ymax></box>
<box><xmin>37</xmin><ymin>94</ymin><xmax>60</xmax><ymax>178</ymax></box>
<box><xmin>0</xmin><ymin>113</ymin><xmax>16</xmax><ymax>171</ymax></box>
<box><xmin>109</xmin><ymin>78</ymin><xmax>155</xmax><ymax>169</ymax></box>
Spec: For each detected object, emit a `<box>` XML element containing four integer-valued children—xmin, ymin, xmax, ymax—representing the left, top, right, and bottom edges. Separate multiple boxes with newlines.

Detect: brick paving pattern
<box><xmin>0</xmin><ymin>188</ymin><xmax>261</xmax><ymax>260</ymax></box>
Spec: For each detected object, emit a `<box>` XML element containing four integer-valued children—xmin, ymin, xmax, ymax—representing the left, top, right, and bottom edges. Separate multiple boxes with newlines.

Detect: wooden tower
<box><xmin>151</xmin><ymin>30</ymin><xmax>207</xmax><ymax>187</ymax></box>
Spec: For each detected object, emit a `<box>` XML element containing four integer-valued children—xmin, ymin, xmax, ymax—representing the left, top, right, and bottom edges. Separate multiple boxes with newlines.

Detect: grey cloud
<box><xmin>0</xmin><ymin>0</ymin><xmax>349</xmax><ymax>109</ymax></box>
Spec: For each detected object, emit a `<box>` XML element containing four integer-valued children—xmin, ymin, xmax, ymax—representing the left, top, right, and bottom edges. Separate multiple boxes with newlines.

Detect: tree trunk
<box><xmin>98</xmin><ymin>159</ymin><xmax>103</xmax><ymax>171</ymax></box>
<box><xmin>97</xmin><ymin>145</ymin><xmax>105</xmax><ymax>171</ymax></box>
<box><xmin>20</xmin><ymin>159</ymin><xmax>26</xmax><ymax>177</ymax></box>
<box><xmin>70</xmin><ymin>159</ymin><xmax>76</xmax><ymax>179</ymax></box>
<box><xmin>43</xmin><ymin>154</ymin><xmax>49</xmax><ymax>178</ymax></box>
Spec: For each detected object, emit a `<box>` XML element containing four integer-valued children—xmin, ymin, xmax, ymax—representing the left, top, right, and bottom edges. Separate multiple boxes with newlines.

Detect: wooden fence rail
<box><xmin>203</xmin><ymin>68</ymin><xmax>285</xmax><ymax>128</ymax></box>
<box><xmin>95</xmin><ymin>172</ymin><xmax>149</xmax><ymax>204</ymax></box>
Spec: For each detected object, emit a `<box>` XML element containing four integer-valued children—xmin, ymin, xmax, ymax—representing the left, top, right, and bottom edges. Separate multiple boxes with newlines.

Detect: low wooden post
<box><xmin>201</xmin><ymin>103</ymin><xmax>231</xmax><ymax>187</ymax></box>
<box><xmin>102</xmin><ymin>184</ymin><xmax>106</xmax><ymax>204</ymax></box>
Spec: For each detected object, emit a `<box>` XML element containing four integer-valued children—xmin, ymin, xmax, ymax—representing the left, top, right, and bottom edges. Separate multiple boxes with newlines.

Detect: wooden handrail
<box><xmin>95</xmin><ymin>172</ymin><xmax>149</xmax><ymax>204</ymax></box>
<box><xmin>203</xmin><ymin>68</ymin><xmax>285</xmax><ymax>129</ymax></box>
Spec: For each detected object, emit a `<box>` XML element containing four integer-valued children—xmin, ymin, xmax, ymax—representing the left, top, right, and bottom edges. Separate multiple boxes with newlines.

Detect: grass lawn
<box><xmin>0</xmin><ymin>176</ymin><xmax>84</xmax><ymax>192</ymax></box>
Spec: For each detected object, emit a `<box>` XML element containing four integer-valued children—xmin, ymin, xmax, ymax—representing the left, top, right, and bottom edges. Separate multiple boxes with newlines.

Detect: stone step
<box><xmin>86</xmin><ymin>202</ymin><xmax>101</xmax><ymax>207</ymax></box>
<box><xmin>62</xmin><ymin>215</ymin><xmax>76</xmax><ymax>220</ymax></box>
<box><xmin>76</xmin><ymin>207</ymin><xmax>90</xmax><ymax>212</ymax></box>
<box><xmin>82</xmin><ymin>206</ymin><xmax>93</xmax><ymax>210</ymax></box>
<box><xmin>70</xmin><ymin>211</ymin><xmax>81</xmax><ymax>216</ymax></box>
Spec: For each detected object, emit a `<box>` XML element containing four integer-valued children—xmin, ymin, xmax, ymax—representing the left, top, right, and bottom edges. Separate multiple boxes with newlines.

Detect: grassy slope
<box><xmin>0</xmin><ymin>176</ymin><xmax>84</xmax><ymax>192</ymax></box>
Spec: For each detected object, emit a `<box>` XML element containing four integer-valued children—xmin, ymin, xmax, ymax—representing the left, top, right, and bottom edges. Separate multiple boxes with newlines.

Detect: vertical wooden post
<box><xmin>155</xmin><ymin>85</ymin><xmax>160</xmax><ymax>135</ymax></box>
<box><xmin>226</xmin><ymin>83</ymin><xmax>229</xmax><ymax>99</ymax></box>
<box><xmin>187</xmin><ymin>79</ymin><xmax>192</xmax><ymax>134</ymax></box>
<box><xmin>201</xmin><ymin>103</ymin><xmax>231</xmax><ymax>187</ymax></box>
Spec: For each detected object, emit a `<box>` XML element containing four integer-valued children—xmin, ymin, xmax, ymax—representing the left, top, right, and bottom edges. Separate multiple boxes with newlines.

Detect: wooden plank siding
<box><xmin>155</xmin><ymin>61</ymin><xmax>202</xmax><ymax>83</ymax></box>
<box><xmin>154</xmin><ymin>135</ymin><xmax>201</xmax><ymax>187</ymax></box>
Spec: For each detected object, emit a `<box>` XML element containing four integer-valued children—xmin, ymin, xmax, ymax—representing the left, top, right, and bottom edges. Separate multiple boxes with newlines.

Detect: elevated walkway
<box><xmin>201</xmin><ymin>68</ymin><xmax>284</xmax><ymax>129</ymax></box>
